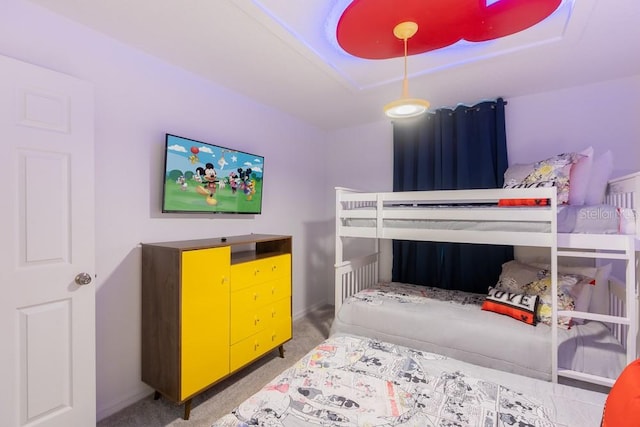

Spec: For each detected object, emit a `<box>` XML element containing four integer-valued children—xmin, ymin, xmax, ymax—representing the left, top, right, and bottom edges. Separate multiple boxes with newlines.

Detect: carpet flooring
<box><xmin>98</xmin><ymin>305</ymin><xmax>334</xmax><ymax>427</ymax></box>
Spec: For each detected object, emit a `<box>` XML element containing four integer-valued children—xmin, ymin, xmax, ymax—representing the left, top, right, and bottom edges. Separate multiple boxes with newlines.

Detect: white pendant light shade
<box><xmin>384</xmin><ymin>98</ymin><xmax>430</xmax><ymax>118</ymax></box>
<box><xmin>384</xmin><ymin>21</ymin><xmax>430</xmax><ymax>119</ymax></box>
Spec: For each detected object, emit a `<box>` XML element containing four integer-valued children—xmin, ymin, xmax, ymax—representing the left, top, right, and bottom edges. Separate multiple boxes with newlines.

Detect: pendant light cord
<box><xmin>401</xmin><ymin>35</ymin><xmax>409</xmax><ymax>98</ymax></box>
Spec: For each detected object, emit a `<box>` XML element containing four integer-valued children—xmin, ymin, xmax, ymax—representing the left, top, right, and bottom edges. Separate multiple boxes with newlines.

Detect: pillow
<box><xmin>503</xmin><ymin>163</ymin><xmax>535</xmax><ymax>187</ymax></box>
<box><xmin>482</xmin><ymin>287</ymin><xmax>539</xmax><ymax>325</ymax></box>
<box><xmin>495</xmin><ymin>260</ymin><xmax>545</xmax><ymax>293</ymax></box>
<box><xmin>531</xmin><ymin>262</ymin><xmax>612</xmax><ymax>316</ymax></box>
<box><xmin>601</xmin><ymin>359</ymin><xmax>640</xmax><ymax>427</ymax></box>
<box><xmin>519</xmin><ymin>152</ymin><xmax>585</xmax><ymax>204</ymax></box>
<box><xmin>568</xmin><ymin>146</ymin><xmax>594</xmax><ymax>205</ymax></box>
<box><xmin>531</xmin><ymin>263</ymin><xmax>596</xmax><ymax>312</ymax></box>
<box><xmin>498</xmin><ymin>198</ymin><xmax>549</xmax><ymax>206</ymax></box>
<box><xmin>521</xmin><ymin>272</ymin><xmax>592</xmax><ymax>328</ymax></box>
<box><xmin>619</xmin><ymin>208</ymin><xmax>637</xmax><ymax>235</ymax></box>
<box><xmin>585</xmin><ymin>150</ymin><xmax>614</xmax><ymax>205</ymax></box>
<box><xmin>589</xmin><ymin>263</ymin><xmax>613</xmax><ymax>315</ymax></box>
<box><xmin>499</xmin><ymin>183</ymin><xmax>555</xmax><ymax>206</ymax></box>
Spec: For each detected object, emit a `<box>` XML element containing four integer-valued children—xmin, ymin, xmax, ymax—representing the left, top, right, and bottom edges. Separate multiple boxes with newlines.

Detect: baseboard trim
<box><xmin>292</xmin><ymin>301</ymin><xmax>330</xmax><ymax>321</ymax></box>
<box><xmin>98</xmin><ymin>304</ymin><xmax>332</xmax><ymax>422</ymax></box>
<box><xmin>97</xmin><ymin>388</ymin><xmax>153</xmax><ymax>422</ymax></box>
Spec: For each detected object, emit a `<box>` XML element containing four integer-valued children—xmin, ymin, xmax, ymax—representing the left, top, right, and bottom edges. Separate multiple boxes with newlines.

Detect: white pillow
<box><xmin>503</xmin><ymin>163</ymin><xmax>535</xmax><ymax>187</ymax></box>
<box><xmin>495</xmin><ymin>260</ymin><xmax>543</xmax><ymax>292</ymax></box>
<box><xmin>568</xmin><ymin>146</ymin><xmax>594</xmax><ymax>206</ymax></box>
<box><xmin>584</xmin><ymin>150</ymin><xmax>613</xmax><ymax>205</ymax></box>
<box><xmin>589</xmin><ymin>263</ymin><xmax>613</xmax><ymax>315</ymax></box>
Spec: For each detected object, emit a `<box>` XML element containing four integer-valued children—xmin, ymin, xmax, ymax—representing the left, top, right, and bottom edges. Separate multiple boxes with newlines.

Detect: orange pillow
<box><xmin>601</xmin><ymin>359</ymin><xmax>640</xmax><ymax>427</ymax></box>
<box><xmin>481</xmin><ymin>287</ymin><xmax>539</xmax><ymax>325</ymax></box>
<box><xmin>498</xmin><ymin>198</ymin><xmax>549</xmax><ymax>206</ymax></box>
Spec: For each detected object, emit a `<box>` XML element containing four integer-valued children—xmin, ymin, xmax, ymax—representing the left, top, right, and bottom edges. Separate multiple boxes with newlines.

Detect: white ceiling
<box><xmin>27</xmin><ymin>0</ymin><xmax>640</xmax><ymax>130</ymax></box>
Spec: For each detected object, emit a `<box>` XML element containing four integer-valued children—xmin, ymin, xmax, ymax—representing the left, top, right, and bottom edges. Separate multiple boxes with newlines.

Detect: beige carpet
<box><xmin>98</xmin><ymin>305</ymin><xmax>334</xmax><ymax>427</ymax></box>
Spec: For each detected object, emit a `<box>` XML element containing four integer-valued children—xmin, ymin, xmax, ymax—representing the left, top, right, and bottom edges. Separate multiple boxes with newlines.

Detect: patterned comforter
<box><xmin>350</xmin><ymin>281</ymin><xmax>486</xmax><ymax>306</ymax></box>
<box><xmin>212</xmin><ymin>334</ymin><xmax>605</xmax><ymax>426</ymax></box>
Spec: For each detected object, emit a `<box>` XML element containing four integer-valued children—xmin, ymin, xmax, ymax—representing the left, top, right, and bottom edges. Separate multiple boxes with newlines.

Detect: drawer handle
<box><xmin>272</xmin><ymin>265</ymin><xmax>277</xmax><ymax>272</ymax></box>
<box><xmin>253</xmin><ymin>293</ymin><xmax>259</xmax><ymax>300</ymax></box>
<box><xmin>254</xmin><ymin>269</ymin><xmax>260</xmax><ymax>276</ymax></box>
<box><xmin>272</xmin><ymin>310</ymin><xmax>276</xmax><ymax>318</ymax></box>
<box><xmin>254</xmin><ymin>316</ymin><xmax>260</xmax><ymax>325</ymax></box>
<box><xmin>254</xmin><ymin>341</ymin><xmax>260</xmax><ymax>351</ymax></box>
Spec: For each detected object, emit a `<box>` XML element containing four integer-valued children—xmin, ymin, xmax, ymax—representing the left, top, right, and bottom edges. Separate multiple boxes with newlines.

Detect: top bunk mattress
<box><xmin>342</xmin><ymin>204</ymin><xmax>637</xmax><ymax>235</ymax></box>
<box><xmin>330</xmin><ymin>282</ymin><xmax>626</xmax><ymax>382</ymax></box>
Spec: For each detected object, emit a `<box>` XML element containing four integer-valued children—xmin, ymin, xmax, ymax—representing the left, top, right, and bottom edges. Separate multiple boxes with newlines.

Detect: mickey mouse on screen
<box><xmin>237</xmin><ymin>168</ymin><xmax>255</xmax><ymax>201</ymax></box>
<box><xmin>194</xmin><ymin>162</ymin><xmax>219</xmax><ymax>205</ymax></box>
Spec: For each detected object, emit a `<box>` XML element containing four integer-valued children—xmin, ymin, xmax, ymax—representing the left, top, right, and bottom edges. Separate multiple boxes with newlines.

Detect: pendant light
<box><xmin>383</xmin><ymin>21</ymin><xmax>430</xmax><ymax>119</ymax></box>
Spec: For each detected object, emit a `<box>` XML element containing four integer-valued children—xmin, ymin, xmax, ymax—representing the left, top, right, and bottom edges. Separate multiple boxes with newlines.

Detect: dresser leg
<box><xmin>153</xmin><ymin>391</ymin><xmax>161</xmax><ymax>400</ymax></box>
<box><xmin>278</xmin><ymin>344</ymin><xmax>285</xmax><ymax>358</ymax></box>
<box><xmin>183</xmin><ymin>398</ymin><xmax>192</xmax><ymax>420</ymax></box>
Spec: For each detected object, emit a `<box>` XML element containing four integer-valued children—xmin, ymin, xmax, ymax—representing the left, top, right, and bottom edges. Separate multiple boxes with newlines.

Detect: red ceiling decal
<box><xmin>336</xmin><ymin>0</ymin><xmax>562</xmax><ymax>59</ymax></box>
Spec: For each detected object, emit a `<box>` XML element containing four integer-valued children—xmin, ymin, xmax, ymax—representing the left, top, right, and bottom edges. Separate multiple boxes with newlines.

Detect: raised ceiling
<box><xmin>26</xmin><ymin>0</ymin><xmax>640</xmax><ymax>130</ymax></box>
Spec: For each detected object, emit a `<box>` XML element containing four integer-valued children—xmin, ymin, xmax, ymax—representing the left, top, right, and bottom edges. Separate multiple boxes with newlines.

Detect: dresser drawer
<box><xmin>230</xmin><ymin>318</ymin><xmax>292</xmax><ymax>372</ymax></box>
<box><xmin>230</xmin><ymin>297</ymin><xmax>290</xmax><ymax>344</ymax></box>
<box><xmin>230</xmin><ymin>277</ymin><xmax>291</xmax><ymax>312</ymax></box>
<box><xmin>230</xmin><ymin>254</ymin><xmax>290</xmax><ymax>291</ymax></box>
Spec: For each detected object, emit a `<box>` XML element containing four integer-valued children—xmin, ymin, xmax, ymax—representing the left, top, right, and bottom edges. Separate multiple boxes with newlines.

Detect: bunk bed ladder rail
<box><xmin>605</xmin><ymin>173</ymin><xmax>639</xmax><ymax>360</ymax></box>
<box><xmin>555</xmin><ymin>171</ymin><xmax>640</xmax><ymax>386</ymax></box>
<box><xmin>604</xmin><ymin>243</ymin><xmax>637</xmax><ymax>364</ymax></box>
<box><xmin>556</xmin><ymin>240</ymin><xmax>637</xmax><ymax>386</ymax></box>
<box><xmin>609</xmin><ymin>280</ymin><xmax>628</xmax><ymax>353</ymax></box>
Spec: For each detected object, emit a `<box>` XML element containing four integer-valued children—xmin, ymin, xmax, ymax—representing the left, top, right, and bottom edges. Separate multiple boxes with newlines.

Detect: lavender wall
<box><xmin>0</xmin><ymin>0</ymin><xmax>332</xmax><ymax>420</ymax></box>
<box><xmin>1</xmin><ymin>0</ymin><xmax>638</xmax><ymax>421</ymax></box>
<box><xmin>506</xmin><ymin>76</ymin><xmax>640</xmax><ymax>178</ymax></box>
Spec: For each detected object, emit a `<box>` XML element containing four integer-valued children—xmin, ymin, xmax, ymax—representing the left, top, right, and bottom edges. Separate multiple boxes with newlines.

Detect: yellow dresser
<box><xmin>229</xmin><ymin>254</ymin><xmax>292</xmax><ymax>371</ymax></box>
<box><xmin>141</xmin><ymin>234</ymin><xmax>292</xmax><ymax>420</ymax></box>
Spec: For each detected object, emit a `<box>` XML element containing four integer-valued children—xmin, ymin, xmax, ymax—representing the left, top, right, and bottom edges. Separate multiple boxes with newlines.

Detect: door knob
<box><xmin>75</xmin><ymin>272</ymin><xmax>92</xmax><ymax>286</ymax></box>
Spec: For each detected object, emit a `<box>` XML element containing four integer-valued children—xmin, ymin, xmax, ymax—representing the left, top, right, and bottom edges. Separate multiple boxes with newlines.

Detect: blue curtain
<box><xmin>392</xmin><ymin>98</ymin><xmax>513</xmax><ymax>294</ymax></box>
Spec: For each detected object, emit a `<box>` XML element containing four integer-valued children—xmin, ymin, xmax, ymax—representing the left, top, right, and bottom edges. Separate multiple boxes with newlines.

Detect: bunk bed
<box><xmin>332</xmin><ymin>171</ymin><xmax>640</xmax><ymax>388</ymax></box>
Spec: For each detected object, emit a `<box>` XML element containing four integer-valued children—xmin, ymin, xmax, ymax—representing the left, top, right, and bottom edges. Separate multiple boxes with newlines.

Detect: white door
<box><xmin>0</xmin><ymin>55</ymin><xmax>96</xmax><ymax>426</ymax></box>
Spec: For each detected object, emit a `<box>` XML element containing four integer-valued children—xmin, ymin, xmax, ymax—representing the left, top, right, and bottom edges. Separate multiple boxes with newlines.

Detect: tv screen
<box><xmin>162</xmin><ymin>134</ymin><xmax>264</xmax><ymax>214</ymax></box>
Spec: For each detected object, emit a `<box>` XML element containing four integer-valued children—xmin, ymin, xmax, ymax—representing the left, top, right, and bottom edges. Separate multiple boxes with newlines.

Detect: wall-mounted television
<box><xmin>162</xmin><ymin>133</ymin><xmax>264</xmax><ymax>214</ymax></box>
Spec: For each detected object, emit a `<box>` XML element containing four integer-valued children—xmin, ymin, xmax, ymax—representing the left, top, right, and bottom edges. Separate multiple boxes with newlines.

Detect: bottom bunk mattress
<box><xmin>330</xmin><ymin>282</ymin><xmax>626</xmax><ymax>382</ymax></box>
<box><xmin>211</xmin><ymin>333</ymin><xmax>607</xmax><ymax>427</ymax></box>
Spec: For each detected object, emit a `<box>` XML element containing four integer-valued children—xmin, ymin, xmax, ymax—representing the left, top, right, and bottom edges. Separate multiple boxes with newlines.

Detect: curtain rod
<box><xmin>430</xmin><ymin>98</ymin><xmax>507</xmax><ymax>113</ymax></box>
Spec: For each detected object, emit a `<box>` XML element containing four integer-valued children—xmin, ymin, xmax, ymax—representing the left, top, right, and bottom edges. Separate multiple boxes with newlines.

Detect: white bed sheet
<box><xmin>330</xmin><ymin>282</ymin><xmax>627</xmax><ymax>382</ymax></box>
<box><xmin>343</xmin><ymin>204</ymin><xmax>636</xmax><ymax>234</ymax></box>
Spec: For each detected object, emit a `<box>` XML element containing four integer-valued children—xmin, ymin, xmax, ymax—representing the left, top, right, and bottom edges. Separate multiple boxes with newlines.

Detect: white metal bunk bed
<box><xmin>334</xmin><ymin>172</ymin><xmax>639</xmax><ymax>388</ymax></box>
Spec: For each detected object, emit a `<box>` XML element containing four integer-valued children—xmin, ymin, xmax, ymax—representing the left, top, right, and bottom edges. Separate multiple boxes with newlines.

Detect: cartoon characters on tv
<box><xmin>228</xmin><ymin>171</ymin><xmax>239</xmax><ymax>194</ymax></box>
<box><xmin>194</xmin><ymin>162</ymin><xmax>219</xmax><ymax>205</ymax></box>
<box><xmin>188</xmin><ymin>146</ymin><xmax>200</xmax><ymax>164</ymax></box>
<box><xmin>188</xmin><ymin>163</ymin><xmax>257</xmax><ymax>206</ymax></box>
<box><xmin>237</xmin><ymin>167</ymin><xmax>256</xmax><ymax>201</ymax></box>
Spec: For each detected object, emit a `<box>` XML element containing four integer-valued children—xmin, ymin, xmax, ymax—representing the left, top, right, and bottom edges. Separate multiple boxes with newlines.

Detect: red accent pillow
<box><xmin>482</xmin><ymin>287</ymin><xmax>539</xmax><ymax>325</ymax></box>
<box><xmin>601</xmin><ymin>359</ymin><xmax>640</xmax><ymax>427</ymax></box>
<box><xmin>498</xmin><ymin>198</ymin><xmax>549</xmax><ymax>206</ymax></box>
